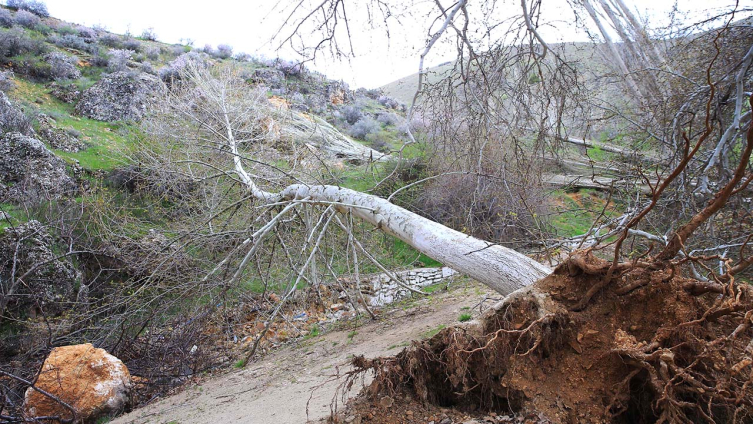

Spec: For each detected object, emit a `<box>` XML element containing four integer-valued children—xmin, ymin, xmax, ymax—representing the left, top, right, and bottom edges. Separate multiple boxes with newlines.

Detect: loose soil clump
<box><xmin>339</xmin><ymin>254</ymin><xmax>753</xmax><ymax>423</ymax></box>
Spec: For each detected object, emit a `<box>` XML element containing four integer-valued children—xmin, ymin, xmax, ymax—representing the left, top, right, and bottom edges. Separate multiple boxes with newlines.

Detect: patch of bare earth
<box><xmin>113</xmin><ymin>281</ymin><xmax>499</xmax><ymax>424</ymax></box>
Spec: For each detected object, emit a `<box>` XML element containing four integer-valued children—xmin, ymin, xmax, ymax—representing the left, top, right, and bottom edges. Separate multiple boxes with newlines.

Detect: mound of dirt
<box><xmin>341</xmin><ymin>255</ymin><xmax>753</xmax><ymax>423</ymax></box>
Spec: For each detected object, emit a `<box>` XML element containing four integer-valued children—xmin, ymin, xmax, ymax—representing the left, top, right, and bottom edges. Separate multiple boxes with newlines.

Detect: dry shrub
<box><xmin>418</xmin><ymin>173</ymin><xmax>549</xmax><ymax>246</ymax></box>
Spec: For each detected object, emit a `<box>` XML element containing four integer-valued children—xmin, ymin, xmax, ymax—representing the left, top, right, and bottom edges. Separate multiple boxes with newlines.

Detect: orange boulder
<box><xmin>24</xmin><ymin>343</ymin><xmax>131</xmax><ymax>423</ymax></box>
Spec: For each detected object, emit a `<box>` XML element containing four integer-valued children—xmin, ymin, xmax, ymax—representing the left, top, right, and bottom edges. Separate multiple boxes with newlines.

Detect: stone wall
<box><xmin>359</xmin><ymin>267</ymin><xmax>458</xmax><ymax>306</ymax></box>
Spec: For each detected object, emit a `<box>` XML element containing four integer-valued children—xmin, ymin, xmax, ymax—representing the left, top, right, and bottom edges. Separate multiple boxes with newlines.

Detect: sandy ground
<box><xmin>113</xmin><ymin>282</ymin><xmax>497</xmax><ymax>424</ymax></box>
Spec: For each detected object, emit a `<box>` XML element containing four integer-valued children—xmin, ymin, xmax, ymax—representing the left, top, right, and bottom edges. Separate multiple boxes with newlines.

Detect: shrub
<box><xmin>0</xmin><ymin>9</ymin><xmax>12</xmax><ymax>28</ymax></box>
<box><xmin>342</xmin><ymin>104</ymin><xmax>363</xmax><ymax>125</ymax></box>
<box><xmin>158</xmin><ymin>51</ymin><xmax>207</xmax><ymax>83</ymax></box>
<box><xmin>349</xmin><ymin>117</ymin><xmax>380</xmax><ymax>140</ymax></box>
<box><xmin>145</xmin><ymin>46</ymin><xmax>159</xmax><ymax>60</ymax></box>
<box><xmin>140</xmin><ymin>27</ymin><xmax>157</xmax><ymax>41</ymax></box>
<box><xmin>77</xmin><ymin>25</ymin><xmax>97</xmax><ymax>39</ymax></box>
<box><xmin>275</xmin><ymin>58</ymin><xmax>304</xmax><ymax>77</ymax></box>
<box><xmin>44</xmin><ymin>51</ymin><xmax>80</xmax><ymax>80</ymax></box>
<box><xmin>0</xmin><ymin>26</ymin><xmax>47</xmax><ymax>58</ymax></box>
<box><xmin>50</xmin><ymin>34</ymin><xmax>92</xmax><ymax>52</ymax></box>
<box><xmin>107</xmin><ymin>48</ymin><xmax>133</xmax><ymax>72</ymax></box>
<box><xmin>376</xmin><ymin>112</ymin><xmax>400</xmax><ymax>126</ymax></box>
<box><xmin>0</xmin><ymin>70</ymin><xmax>15</xmax><ymax>91</ymax></box>
<box><xmin>122</xmin><ymin>37</ymin><xmax>141</xmax><ymax>52</ymax></box>
<box><xmin>215</xmin><ymin>44</ymin><xmax>232</xmax><ymax>59</ymax></box>
<box><xmin>356</xmin><ymin>87</ymin><xmax>381</xmax><ymax>99</ymax></box>
<box><xmin>6</xmin><ymin>0</ymin><xmax>24</xmax><ymax>8</ymax></box>
<box><xmin>378</xmin><ymin>95</ymin><xmax>401</xmax><ymax>109</ymax></box>
<box><xmin>200</xmin><ymin>44</ymin><xmax>214</xmax><ymax>55</ymax></box>
<box><xmin>140</xmin><ymin>61</ymin><xmax>154</xmax><ymax>74</ymax></box>
<box><xmin>99</xmin><ymin>33</ymin><xmax>121</xmax><ymax>48</ymax></box>
<box><xmin>13</xmin><ymin>10</ymin><xmax>39</xmax><ymax>29</ymax></box>
<box><xmin>90</xmin><ymin>51</ymin><xmax>108</xmax><ymax>67</ymax></box>
<box><xmin>366</xmin><ymin>131</ymin><xmax>391</xmax><ymax>152</ymax></box>
<box><xmin>21</xmin><ymin>0</ymin><xmax>48</xmax><ymax>17</ymax></box>
<box><xmin>235</xmin><ymin>52</ymin><xmax>251</xmax><ymax>62</ymax></box>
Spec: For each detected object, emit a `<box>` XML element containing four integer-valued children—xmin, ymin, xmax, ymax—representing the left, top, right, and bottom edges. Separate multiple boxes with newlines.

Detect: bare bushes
<box><xmin>418</xmin><ymin>172</ymin><xmax>549</xmax><ymax>246</ymax></box>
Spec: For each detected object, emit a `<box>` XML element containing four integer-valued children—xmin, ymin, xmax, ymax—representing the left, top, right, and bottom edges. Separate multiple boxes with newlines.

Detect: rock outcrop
<box><xmin>0</xmin><ymin>132</ymin><xmax>77</xmax><ymax>202</ymax></box>
<box><xmin>0</xmin><ymin>220</ymin><xmax>79</xmax><ymax>319</ymax></box>
<box><xmin>47</xmin><ymin>81</ymin><xmax>82</xmax><ymax>104</ymax></box>
<box><xmin>37</xmin><ymin>113</ymin><xmax>84</xmax><ymax>152</ymax></box>
<box><xmin>0</xmin><ymin>91</ymin><xmax>33</xmax><ymax>136</ymax></box>
<box><xmin>23</xmin><ymin>344</ymin><xmax>132</xmax><ymax>423</ymax></box>
<box><xmin>76</xmin><ymin>71</ymin><xmax>166</xmax><ymax>122</ymax></box>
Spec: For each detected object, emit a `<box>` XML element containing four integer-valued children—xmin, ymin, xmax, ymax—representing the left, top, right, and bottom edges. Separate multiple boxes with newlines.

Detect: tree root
<box><xmin>337</xmin><ymin>258</ymin><xmax>753</xmax><ymax>423</ymax></box>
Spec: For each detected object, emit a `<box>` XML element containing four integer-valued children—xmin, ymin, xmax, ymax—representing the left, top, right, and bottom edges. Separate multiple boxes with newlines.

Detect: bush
<box><xmin>90</xmin><ymin>51</ymin><xmax>108</xmax><ymax>67</ymax></box>
<box><xmin>0</xmin><ymin>70</ymin><xmax>15</xmax><ymax>92</ymax></box>
<box><xmin>122</xmin><ymin>37</ymin><xmax>141</xmax><ymax>52</ymax></box>
<box><xmin>145</xmin><ymin>46</ymin><xmax>159</xmax><ymax>60</ymax></box>
<box><xmin>215</xmin><ymin>43</ymin><xmax>232</xmax><ymax>59</ymax></box>
<box><xmin>376</xmin><ymin>112</ymin><xmax>401</xmax><ymax>126</ymax></box>
<box><xmin>8</xmin><ymin>0</ymin><xmax>48</xmax><ymax>17</ymax></box>
<box><xmin>50</xmin><ymin>34</ymin><xmax>94</xmax><ymax>53</ymax></box>
<box><xmin>18</xmin><ymin>0</ymin><xmax>48</xmax><ymax>17</ymax></box>
<box><xmin>378</xmin><ymin>95</ymin><xmax>401</xmax><ymax>110</ymax></box>
<box><xmin>44</xmin><ymin>51</ymin><xmax>80</xmax><ymax>80</ymax></box>
<box><xmin>99</xmin><ymin>33</ymin><xmax>121</xmax><ymax>48</ymax></box>
<box><xmin>140</xmin><ymin>61</ymin><xmax>155</xmax><ymax>74</ymax></box>
<box><xmin>0</xmin><ymin>9</ymin><xmax>12</xmax><ymax>28</ymax></box>
<box><xmin>349</xmin><ymin>116</ymin><xmax>380</xmax><ymax>140</ymax></box>
<box><xmin>342</xmin><ymin>104</ymin><xmax>363</xmax><ymax>124</ymax></box>
<box><xmin>0</xmin><ymin>26</ymin><xmax>47</xmax><ymax>58</ymax></box>
<box><xmin>200</xmin><ymin>44</ymin><xmax>214</xmax><ymax>55</ymax></box>
<box><xmin>275</xmin><ymin>58</ymin><xmax>304</xmax><ymax>77</ymax></box>
<box><xmin>107</xmin><ymin>48</ymin><xmax>133</xmax><ymax>72</ymax></box>
<box><xmin>158</xmin><ymin>51</ymin><xmax>207</xmax><ymax>84</ymax></box>
<box><xmin>13</xmin><ymin>10</ymin><xmax>39</xmax><ymax>29</ymax></box>
<box><xmin>77</xmin><ymin>25</ymin><xmax>97</xmax><ymax>39</ymax></box>
<box><xmin>140</xmin><ymin>27</ymin><xmax>157</xmax><ymax>41</ymax></box>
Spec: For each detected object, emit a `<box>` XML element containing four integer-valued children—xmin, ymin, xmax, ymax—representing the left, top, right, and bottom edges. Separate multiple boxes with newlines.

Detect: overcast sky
<box><xmin>28</xmin><ymin>0</ymin><xmax>746</xmax><ymax>89</ymax></box>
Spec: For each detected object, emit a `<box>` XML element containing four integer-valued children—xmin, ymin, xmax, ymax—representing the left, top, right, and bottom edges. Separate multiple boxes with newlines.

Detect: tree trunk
<box><xmin>276</xmin><ymin>184</ymin><xmax>552</xmax><ymax>295</ymax></box>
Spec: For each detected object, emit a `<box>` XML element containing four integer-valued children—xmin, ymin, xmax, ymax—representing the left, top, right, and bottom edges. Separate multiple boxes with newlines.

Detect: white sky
<box><xmin>28</xmin><ymin>0</ymin><xmax>747</xmax><ymax>88</ymax></box>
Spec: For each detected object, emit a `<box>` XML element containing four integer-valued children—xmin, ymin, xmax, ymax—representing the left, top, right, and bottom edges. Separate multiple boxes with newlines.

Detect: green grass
<box><xmin>11</xmin><ymin>78</ymin><xmax>135</xmax><ymax>170</ymax></box>
<box><xmin>303</xmin><ymin>324</ymin><xmax>320</xmax><ymax>340</ymax></box>
<box><xmin>421</xmin><ymin>324</ymin><xmax>446</xmax><ymax>339</ymax></box>
<box><xmin>550</xmin><ymin>189</ymin><xmax>616</xmax><ymax>238</ymax></box>
<box><xmin>233</xmin><ymin>359</ymin><xmax>246</xmax><ymax>368</ymax></box>
<box><xmin>458</xmin><ymin>313</ymin><xmax>472</xmax><ymax>322</ymax></box>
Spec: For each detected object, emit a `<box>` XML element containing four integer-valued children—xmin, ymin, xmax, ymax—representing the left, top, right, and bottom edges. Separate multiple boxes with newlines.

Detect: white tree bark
<box><xmin>274</xmin><ymin>184</ymin><xmax>552</xmax><ymax>294</ymax></box>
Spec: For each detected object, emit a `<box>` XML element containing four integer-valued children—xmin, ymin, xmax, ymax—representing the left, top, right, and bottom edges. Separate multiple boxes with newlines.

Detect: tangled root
<box><xmin>344</xmin><ymin>255</ymin><xmax>753</xmax><ymax>423</ymax></box>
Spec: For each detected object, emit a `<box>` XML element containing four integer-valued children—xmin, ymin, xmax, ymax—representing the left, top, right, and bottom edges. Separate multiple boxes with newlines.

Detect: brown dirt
<box><xmin>111</xmin><ymin>281</ymin><xmax>499</xmax><ymax>424</ymax></box>
<box><xmin>342</xmin><ymin>257</ymin><xmax>753</xmax><ymax>423</ymax></box>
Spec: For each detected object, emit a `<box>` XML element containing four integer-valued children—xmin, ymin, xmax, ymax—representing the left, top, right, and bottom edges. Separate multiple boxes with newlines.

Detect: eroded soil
<box><xmin>113</xmin><ymin>281</ymin><xmax>498</xmax><ymax>424</ymax></box>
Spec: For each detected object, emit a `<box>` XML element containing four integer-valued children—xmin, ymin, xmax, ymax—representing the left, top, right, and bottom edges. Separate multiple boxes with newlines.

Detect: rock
<box><xmin>76</xmin><ymin>71</ymin><xmax>166</xmax><ymax>122</ymax></box>
<box><xmin>330</xmin><ymin>303</ymin><xmax>343</xmax><ymax>311</ymax></box>
<box><xmin>0</xmin><ymin>132</ymin><xmax>77</xmax><ymax>202</ymax></box>
<box><xmin>36</xmin><ymin>113</ymin><xmax>84</xmax><ymax>152</ymax></box>
<box><xmin>0</xmin><ymin>220</ymin><xmax>78</xmax><ymax>319</ymax></box>
<box><xmin>47</xmin><ymin>81</ymin><xmax>81</xmax><ymax>104</ymax></box>
<box><xmin>0</xmin><ymin>91</ymin><xmax>33</xmax><ymax>136</ymax></box>
<box><xmin>379</xmin><ymin>396</ymin><xmax>394</xmax><ymax>408</ymax></box>
<box><xmin>24</xmin><ymin>344</ymin><xmax>132</xmax><ymax>423</ymax></box>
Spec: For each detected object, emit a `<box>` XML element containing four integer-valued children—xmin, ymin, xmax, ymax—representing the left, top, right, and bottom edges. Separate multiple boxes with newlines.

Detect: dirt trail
<box><xmin>114</xmin><ymin>284</ymin><xmax>495</xmax><ymax>424</ymax></box>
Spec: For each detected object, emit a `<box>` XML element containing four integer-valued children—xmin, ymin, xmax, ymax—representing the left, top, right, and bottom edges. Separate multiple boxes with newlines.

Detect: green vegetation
<box><xmin>458</xmin><ymin>313</ymin><xmax>472</xmax><ymax>322</ymax></box>
<box><xmin>421</xmin><ymin>324</ymin><xmax>446</xmax><ymax>339</ymax></box>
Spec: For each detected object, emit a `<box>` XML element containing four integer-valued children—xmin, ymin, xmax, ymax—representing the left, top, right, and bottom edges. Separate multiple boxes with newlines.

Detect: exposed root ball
<box><xmin>347</xmin><ymin>258</ymin><xmax>753</xmax><ymax>423</ymax></box>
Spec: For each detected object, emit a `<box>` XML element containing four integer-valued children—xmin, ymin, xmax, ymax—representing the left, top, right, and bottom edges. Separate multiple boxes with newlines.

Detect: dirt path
<box><xmin>114</xmin><ymin>283</ymin><xmax>496</xmax><ymax>424</ymax></box>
